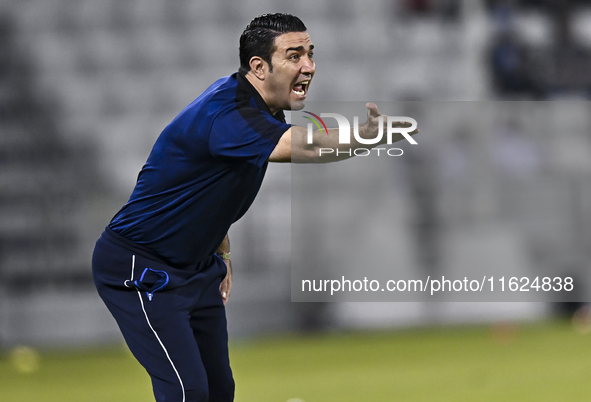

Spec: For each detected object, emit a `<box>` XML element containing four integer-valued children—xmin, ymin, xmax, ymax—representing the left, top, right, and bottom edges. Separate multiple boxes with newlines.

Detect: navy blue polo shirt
<box><xmin>108</xmin><ymin>72</ymin><xmax>290</xmax><ymax>267</ymax></box>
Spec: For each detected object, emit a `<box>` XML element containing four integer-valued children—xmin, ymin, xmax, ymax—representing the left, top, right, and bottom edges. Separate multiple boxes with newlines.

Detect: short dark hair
<box><xmin>239</xmin><ymin>13</ymin><xmax>307</xmax><ymax>75</ymax></box>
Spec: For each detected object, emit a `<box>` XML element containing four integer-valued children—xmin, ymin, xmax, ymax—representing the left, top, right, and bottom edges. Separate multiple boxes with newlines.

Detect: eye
<box><xmin>289</xmin><ymin>53</ymin><xmax>300</xmax><ymax>61</ymax></box>
<box><xmin>308</xmin><ymin>52</ymin><xmax>314</xmax><ymax>59</ymax></box>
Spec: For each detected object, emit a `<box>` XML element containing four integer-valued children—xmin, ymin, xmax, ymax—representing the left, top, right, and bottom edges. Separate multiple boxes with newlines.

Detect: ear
<box><xmin>249</xmin><ymin>56</ymin><xmax>266</xmax><ymax>80</ymax></box>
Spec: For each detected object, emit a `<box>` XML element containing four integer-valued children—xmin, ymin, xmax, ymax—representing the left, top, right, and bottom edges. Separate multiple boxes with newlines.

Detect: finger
<box><xmin>220</xmin><ymin>278</ymin><xmax>231</xmax><ymax>304</ymax></box>
<box><xmin>366</xmin><ymin>102</ymin><xmax>380</xmax><ymax>118</ymax></box>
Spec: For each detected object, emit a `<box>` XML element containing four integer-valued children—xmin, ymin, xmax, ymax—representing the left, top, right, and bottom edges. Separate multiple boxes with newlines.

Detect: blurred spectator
<box><xmin>488</xmin><ymin>0</ymin><xmax>591</xmax><ymax>98</ymax></box>
<box><xmin>490</xmin><ymin>32</ymin><xmax>541</xmax><ymax>97</ymax></box>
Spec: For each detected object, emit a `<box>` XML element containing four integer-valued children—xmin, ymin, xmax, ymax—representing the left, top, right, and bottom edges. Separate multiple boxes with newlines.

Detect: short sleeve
<box><xmin>209</xmin><ymin>106</ymin><xmax>291</xmax><ymax>167</ymax></box>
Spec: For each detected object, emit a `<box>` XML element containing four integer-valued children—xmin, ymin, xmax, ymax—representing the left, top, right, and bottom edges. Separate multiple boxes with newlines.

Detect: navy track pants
<box><xmin>92</xmin><ymin>229</ymin><xmax>234</xmax><ymax>402</ymax></box>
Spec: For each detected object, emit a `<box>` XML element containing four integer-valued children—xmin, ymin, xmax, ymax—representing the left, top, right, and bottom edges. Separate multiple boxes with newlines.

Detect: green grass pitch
<box><xmin>1</xmin><ymin>320</ymin><xmax>591</xmax><ymax>402</ymax></box>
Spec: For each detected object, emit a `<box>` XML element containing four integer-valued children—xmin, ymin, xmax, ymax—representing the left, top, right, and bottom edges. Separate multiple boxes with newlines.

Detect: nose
<box><xmin>301</xmin><ymin>56</ymin><xmax>315</xmax><ymax>75</ymax></box>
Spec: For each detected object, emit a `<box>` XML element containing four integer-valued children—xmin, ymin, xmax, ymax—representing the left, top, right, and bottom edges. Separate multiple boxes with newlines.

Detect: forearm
<box><xmin>216</xmin><ymin>234</ymin><xmax>232</xmax><ymax>304</ymax></box>
<box><xmin>269</xmin><ymin>104</ymin><xmax>418</xmax><ymax>163</ymax></box>
<box><xmin>216</xmin><ymin>234</ymin><xmax>230</xmax><ymax>253</ymax></box>
<box><xmin>291</xmin><ymin>125</ymin><xmax>374</xmax><ymax>163</ymax></box>
<box><xmin>216</xmin><ymin>234</ymin><xmax>231</xmax><ymax>261</ymax></box>
<box><xmin>293</xmin><ymin>116</ymin><xmax>417</xmax><ymax>163</ymax></box>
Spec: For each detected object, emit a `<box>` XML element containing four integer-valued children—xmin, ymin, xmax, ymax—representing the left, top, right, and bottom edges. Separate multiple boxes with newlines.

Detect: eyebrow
<box><xmin>285</xmin><ymin>44</ymin><xmax>314</xmax><ymax>54</ymax></box>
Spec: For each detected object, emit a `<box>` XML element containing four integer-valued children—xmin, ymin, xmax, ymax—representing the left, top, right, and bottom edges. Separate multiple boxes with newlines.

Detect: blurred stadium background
<box><xmin>2</xmin><ymin>0</ymin><xmax>591</xmax><ymax>400</ymax></box>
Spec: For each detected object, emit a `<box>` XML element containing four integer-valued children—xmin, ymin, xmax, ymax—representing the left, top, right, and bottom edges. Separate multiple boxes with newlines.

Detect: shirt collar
<box><xmin>236</xmin><ymin>72</ymin><xmax>287</xmax><ymax>123</ymax></box>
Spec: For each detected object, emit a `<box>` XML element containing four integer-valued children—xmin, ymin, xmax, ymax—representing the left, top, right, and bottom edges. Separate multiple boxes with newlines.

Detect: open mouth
<box><xmin>292</xmin><ymin>80</ymin><xmax>310</xmax><ymax>97</ymax></box>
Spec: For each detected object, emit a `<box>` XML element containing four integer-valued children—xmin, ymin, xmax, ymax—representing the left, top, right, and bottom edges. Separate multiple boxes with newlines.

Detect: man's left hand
<box><xmin>219</xmin><ymin>259</ymin><xmax>232</xmax><ymax>305</ymax></box>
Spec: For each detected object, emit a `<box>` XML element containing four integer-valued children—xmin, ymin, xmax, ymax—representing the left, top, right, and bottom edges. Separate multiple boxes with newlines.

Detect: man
<box><xmin>92</xmin><ymin>13</ymin><xmax>414</xmax><ymax>402</ymax></box>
